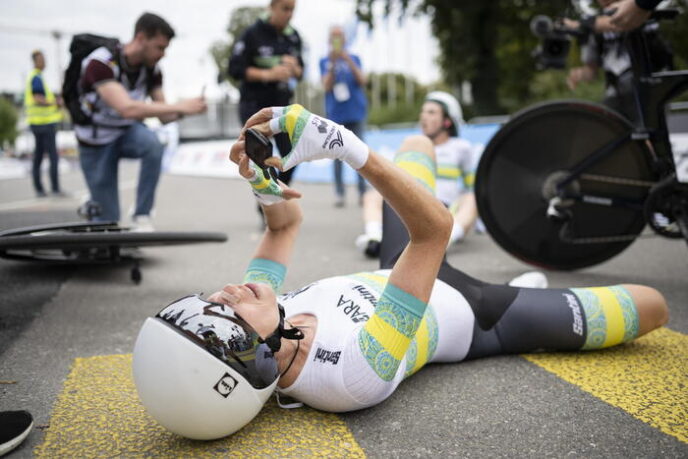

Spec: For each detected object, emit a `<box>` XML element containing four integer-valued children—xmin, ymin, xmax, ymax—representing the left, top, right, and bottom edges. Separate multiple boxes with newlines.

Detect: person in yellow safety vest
<box><xmin>24</xmin><ymin>50</ymin><xmax>65</xmax><ymax>197</ymax></box>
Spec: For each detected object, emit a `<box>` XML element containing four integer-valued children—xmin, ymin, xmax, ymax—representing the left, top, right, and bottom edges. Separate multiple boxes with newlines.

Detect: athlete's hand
<box><xmin>230</xmin><ymin>140</ymin><xmax>301</xmax><ymax>205</ymax></box>
<box><xmin>240</xmin><ymin>108</ymin><xmax>276</xmax><ymax>140</ymax></box>
<box><xmin>261</xmin><ymin>104</ymin><xmax>370</xmax><ymax>172</ymax></box>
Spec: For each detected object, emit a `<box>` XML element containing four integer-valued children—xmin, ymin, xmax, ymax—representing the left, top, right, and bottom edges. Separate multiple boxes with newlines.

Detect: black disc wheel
<box><xmin>0</xmin><ymin>222</ymin><xmax>227</xmax><ymax>263</ymax></box>
<box><xmin>476</xmin><ymin>100</ymin><xmax>656</xmax><ymax>270</ymax></box>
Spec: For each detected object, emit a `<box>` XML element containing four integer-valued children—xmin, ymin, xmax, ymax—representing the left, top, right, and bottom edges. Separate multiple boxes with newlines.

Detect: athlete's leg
<box><xmin>355</xmin><ymin>188</ymin><xmax>383</xmax><ymax>257</ymax></box>
<box><xmin>463</xmin><ymin>281</ymin><xmax>668</xmax><ymax>359</ymax></box>
<box><xmin>379</xmin><ymin>135</ymin><xmax>436</xmax><ymax>269</ymax></box>
<box><xmin>448</xmin><ymin>192</ymin><xmax>478</xmax><ymax>243</ymax></box>
<box><xmin>608</xmin><ymin>284</ymin><xmax>668</xmax><ymax>336</ymax></box>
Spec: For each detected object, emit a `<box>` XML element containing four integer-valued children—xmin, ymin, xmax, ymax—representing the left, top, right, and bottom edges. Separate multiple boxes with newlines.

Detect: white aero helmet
<box><xmin>425</xmin><ymin>91</ymin><xmax>464</xmax><ymax>136</ymax></box>
<box><xmin>132</xmin><ymin>294</ymin><xmax>280</xmax><ymax>440</ymax></box>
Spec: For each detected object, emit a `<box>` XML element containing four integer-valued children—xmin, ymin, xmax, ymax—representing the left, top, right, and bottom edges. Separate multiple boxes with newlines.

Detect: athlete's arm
<box><xmin>252</xmin><ymin>188</ymin><xmax>302</xmax><ymax>268</ymax></box>
<box><xmin>229</xmin><ymin>141</ymin><xmax>303</xmax><ymax>270</ymax></box>
<box><xmin>358</xmin><ymin>149</ymin><xmax>452</xmax><ymax>301</ymax></box>
<box><xmin>245</xmin><ymin>105</ymin><xmax>451</xmax><ymax>299</ymax></box>
<box><xmin>244</xmin><ymin>106</ymin><xmax>451</xmax><ymax>386</ymax></box>
<box><xmin>95</xmin><ymin>81</ymin><xmax>206</xmax><ymax>120</ymax></box>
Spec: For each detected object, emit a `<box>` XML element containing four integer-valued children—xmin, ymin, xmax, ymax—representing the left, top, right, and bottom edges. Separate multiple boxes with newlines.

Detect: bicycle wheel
<box><xmin>0</xmin><ymin>224</ymin><xmax>227</xmax><ymax>263</ymax></box>
<box><xmin>475</xmin><ymin>100</ymin><xmax>655</xmax><ymax>270</ymax></box>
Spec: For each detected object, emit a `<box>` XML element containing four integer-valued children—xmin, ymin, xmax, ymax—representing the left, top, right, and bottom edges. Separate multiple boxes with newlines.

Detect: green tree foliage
<box><xmin>0</xmin><ymin>97</ymin><xmax>18</xmax><ymax>148</ymax></box>
<box><xmin>365</xmin><ymin>72</ymin><xmax>427</xmax><ymax>125</ymax></box>
<box><xmin>356</xmin><ymin>0</ymin><xmax>688</xmax><ymax>115</ymax></box>
<box><xmin>356</xmin><ymin>0</ymin><xmax>567</xmax><ymax>115</ymax></box>
<box><xmin>210</xmin><ymin>6</ymin><xmax>264</xmax><ymax>86</ymax></box>
<box><xmin>659</xmin><ymin>5</ymin><xmax>688</xmax><ymax>69</ymax></box>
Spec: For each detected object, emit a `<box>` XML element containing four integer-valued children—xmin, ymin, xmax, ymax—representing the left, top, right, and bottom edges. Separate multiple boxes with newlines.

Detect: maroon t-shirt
<box><xmin>75</xmin><ymin>46</ymin><xmax>163</xmax><ymax>144</ymax></box>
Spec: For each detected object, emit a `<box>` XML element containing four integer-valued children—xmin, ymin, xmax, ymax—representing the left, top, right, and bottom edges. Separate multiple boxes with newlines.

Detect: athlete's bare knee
<box><xmin>399</xmin><ymin>135</ymin><xmax>435</xmax><ymax>160</ymax></box>
<box><xmin>623</xmin><ymin>284</ymin><xmax>669</xmax><ymax>335</ymax></box>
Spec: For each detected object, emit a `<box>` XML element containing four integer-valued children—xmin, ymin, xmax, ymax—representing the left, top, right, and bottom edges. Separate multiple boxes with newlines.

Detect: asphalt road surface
<box><xmin>1</xmin><ymin>163</ymin><xmax>686</xmax><ymax>457</ymax></box>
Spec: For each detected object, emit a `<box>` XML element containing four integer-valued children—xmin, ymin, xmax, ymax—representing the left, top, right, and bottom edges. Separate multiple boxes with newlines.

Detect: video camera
<box><xmin>530</xmin><ymin>15</ymin><xmax>572</xmax><ymax>70</ymax></box>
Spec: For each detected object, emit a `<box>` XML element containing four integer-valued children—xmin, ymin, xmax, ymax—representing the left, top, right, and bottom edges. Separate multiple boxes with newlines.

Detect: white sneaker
<box><xmin>0</xmin><ymin>410</ymin><xmax>33</xmax><ymax>457</ymax></box>
<box><xmin>355</xmin><ymin>233</ymin><xmax>370</xmax><ymax>251</ymax></box>
<box><xmin>130</xmin><ymin>215</ymin><xmax>155</xmax><ymax>232</ymax></box>
<box><xmin>355</xmin><ymin>234</ymin><xmax>381</xmax><ymax>258</ymax></box>
<box><xmin>508</xmin><ymin>271</ymin><xmax>548</xmax><ymax>289</ymax></box>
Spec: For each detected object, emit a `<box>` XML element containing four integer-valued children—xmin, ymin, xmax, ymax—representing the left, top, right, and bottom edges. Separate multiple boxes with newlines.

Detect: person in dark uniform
<box><xmin>228</xmin><ymin>0</ymin><xmax>303</xmax><ymax>186</ymax></box>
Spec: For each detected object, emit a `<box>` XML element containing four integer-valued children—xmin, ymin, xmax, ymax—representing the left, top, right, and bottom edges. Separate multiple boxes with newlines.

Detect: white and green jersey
<box><xmin>243</xmin><ymin>259</ymin><xmax>475</xmax><ymax>413</ymax></box>
<box><xmin>434</xmin><ymin>137</ymin><xmax>478</xmax><ymax>205</ymax></box>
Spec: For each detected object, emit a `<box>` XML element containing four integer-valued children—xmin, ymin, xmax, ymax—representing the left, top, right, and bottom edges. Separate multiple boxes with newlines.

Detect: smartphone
<box><xmin>245</xmin><ymin>128</ymin><xmax>278</xmax><ymax>181</ymax></box>
<box><xmin>332</xmin><ymin>37</ymin><xmax>342</xmax><ymax>52</ymax></box>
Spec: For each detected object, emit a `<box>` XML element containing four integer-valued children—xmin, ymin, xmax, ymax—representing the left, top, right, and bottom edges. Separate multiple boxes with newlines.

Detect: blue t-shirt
<box><xmin>31</xmin><ymin>75</ymin><xmax>45</xmax><ymax>95</ymax></box>
<box><xmin>319</xmin><ymin>54</ymin><xmax>367</xmax><ymax>124</ymax></box>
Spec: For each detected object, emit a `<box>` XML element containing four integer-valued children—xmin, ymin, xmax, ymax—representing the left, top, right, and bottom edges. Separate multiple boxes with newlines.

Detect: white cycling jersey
<box><xmin>434</xmin><ymin>137</ymin><xmax>478</xmax><ymax>205</ymax></box>
<box><xmin>277</xmin><ymin>269</ymin><xmax>475</xmax><ymax>412</ymax></box>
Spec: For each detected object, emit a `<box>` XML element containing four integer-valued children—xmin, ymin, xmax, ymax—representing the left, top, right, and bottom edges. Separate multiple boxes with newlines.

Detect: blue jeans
<box><xmin>31</xmin><ymin>123</ymin><xmax>60</xmax><ymax>193</ymax></box>
<box><xmin>333</xmin><ymin>120</ymin><xmax>367</xmax><ymax>198</ymax></box>
<box><xmin>78</xmin><ymin>123</ymin><xmax>164</xmax><ymax>222</ymax></box>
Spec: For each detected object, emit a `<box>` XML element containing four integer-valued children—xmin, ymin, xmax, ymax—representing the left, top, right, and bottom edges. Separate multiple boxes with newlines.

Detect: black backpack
<box><xmin>62</xmin><ymin>33</ymin><xmax>120</xmax><ymax>125</ymax></box>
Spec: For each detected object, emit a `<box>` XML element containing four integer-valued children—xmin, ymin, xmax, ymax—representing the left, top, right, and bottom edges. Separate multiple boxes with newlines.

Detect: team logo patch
<box><xmin>213</xmin><ymin>372</ymin><xmax>238</xmax><ymax>398</ymax></box>
<box><xmin>316</xmin><ymin>119</ymin><xmax>329</xmax><ymax>134</ymax></box>
<box><xmin>328</xmin><ymin>131</ymin><xmax>344</xmax><ymax>150</ymax></box>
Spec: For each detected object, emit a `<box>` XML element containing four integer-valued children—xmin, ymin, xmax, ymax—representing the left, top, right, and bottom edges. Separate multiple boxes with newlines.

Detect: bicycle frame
<box><xmin>554</xmin><ymin>20</ymin><xmax>688</xmax><ymax>212</ymax></box>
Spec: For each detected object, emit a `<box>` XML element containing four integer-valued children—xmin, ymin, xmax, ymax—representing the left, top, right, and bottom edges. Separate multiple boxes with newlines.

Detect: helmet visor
<box><xmin>154</xmin><ymin>294</ymin><xmax>279</xmax><ymax>389</ymax></box>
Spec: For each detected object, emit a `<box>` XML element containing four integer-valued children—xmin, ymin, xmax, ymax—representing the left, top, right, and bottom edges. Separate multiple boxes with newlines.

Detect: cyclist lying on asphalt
<box><xmin>132</xmin><ymin>105</ymin><xmax>669</xmax><ymax>440</ymax></box>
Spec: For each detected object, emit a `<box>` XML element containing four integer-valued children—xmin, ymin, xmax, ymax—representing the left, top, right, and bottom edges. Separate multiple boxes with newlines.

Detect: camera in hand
<box><xmin>531</xmin><ymin>15</ymin><xmax>571</xmax><ymax>70</ymax></box>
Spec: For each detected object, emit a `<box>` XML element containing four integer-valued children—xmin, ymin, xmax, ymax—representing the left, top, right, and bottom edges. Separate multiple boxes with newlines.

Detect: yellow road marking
<box><xmin>35</xmin><ymin>354</ymin><xmax>365</xmax><ymax>458</ymax></box>
<box><xmin>523</xmin><ymin>327</ymin><xmax>688</xmax><ymax>443</ymax></box>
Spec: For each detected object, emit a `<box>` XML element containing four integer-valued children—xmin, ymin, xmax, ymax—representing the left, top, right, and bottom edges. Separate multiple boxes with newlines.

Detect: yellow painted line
<box><xmin>523</xmin><ymin>327</ymin><xmax>688</xmax><ymax>443</ymax></box>
<box><xmin>35</xmin><ymin>354</ymin><xmax>365</xmax><ymax>458</ymax></box>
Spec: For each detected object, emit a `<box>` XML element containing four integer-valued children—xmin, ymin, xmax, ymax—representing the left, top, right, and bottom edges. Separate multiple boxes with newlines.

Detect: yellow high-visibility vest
<box><xmin>24</xmin><ymin>68</ymin><xmax>62</xmax><ymax>125</ymax></box>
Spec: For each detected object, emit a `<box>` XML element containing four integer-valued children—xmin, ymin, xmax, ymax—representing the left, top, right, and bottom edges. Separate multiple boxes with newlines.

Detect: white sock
<box><xmin>365</xmin><ymin>221</ymin><xmax>382</xmax><ymax>241</ymax></box>
<box><xmin>508</xmin><ymin>271</ymin><xmax>548</xmax><ymax>289</ymax></box>
<box><xmin>449</xmin><ymin>223</ymin><xmax>465</xmax><ymax>244</ymax></box>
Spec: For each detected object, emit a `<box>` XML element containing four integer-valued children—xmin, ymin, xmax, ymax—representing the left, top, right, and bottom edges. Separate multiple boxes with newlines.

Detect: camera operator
<box><xmin>563</xmin><ymin>0</ymin><xmax>672</xmax><ymax>122</ymax></box>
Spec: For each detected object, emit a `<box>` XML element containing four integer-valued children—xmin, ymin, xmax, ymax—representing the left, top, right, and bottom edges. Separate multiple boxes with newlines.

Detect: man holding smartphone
<box><xmin>228</xmin><ymin>0</ymin><xmax>304</xmax><ymax>187</ymax></box>
<box><xmin>320</xmin><ymin>25</ymin><xmax>368</xmax><ymax>208</ymax></box>
<box><xmin>75</xmin><ymin>13</ymin><xmax>207</xmax><ymax>229</ymax></box>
